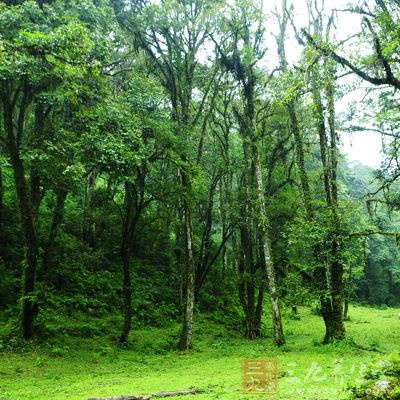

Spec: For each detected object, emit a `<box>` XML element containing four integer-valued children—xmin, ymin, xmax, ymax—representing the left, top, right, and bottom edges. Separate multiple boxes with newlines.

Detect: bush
<box><xmin>348</xmin><ymin>353</ymin><xmax>400</xmax><ymax>399</ymax></box>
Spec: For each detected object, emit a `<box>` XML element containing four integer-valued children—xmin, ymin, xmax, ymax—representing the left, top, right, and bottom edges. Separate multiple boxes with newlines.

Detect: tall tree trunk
<box><xmin>288</xmin><ymin>103</ymin><xmax>313</xmax><ymax>216</ymax></box>
<box><xmin>120</xmin><ymin>242</ymin><xmax>132</xmax><ymax>344</ymax></box>
<box><xmin>254</xmin><ymin>263</ymin><xmax>266</xmax><ymax>334</ymax></box>
<box><xmin>0</xmin><ymin>165</ymin><xmax>3</xmax><ymax>231</ymax></box>
<box><xmin>178</xmin><ymin>198</ymin><xmax>195</xmax><ymax>350</ymax></box>
<box><xmin>252</xmin><ymin>141</ymin><xmax>285</xmax><ymax>345</ymax></box>
<box><xmin>310</xmin><ymin>59</ymin><xmax>345</xmax><ymax>343</ymax></box>
<box><xmin>343</xmin><ymin>260</ymin><xmax>352</xmax><ymax>320</ymax></box>
<box><xmin>2</xmin><ymin>89</ymin><xmax>38</xmax><ymax>339</ymax></box>
<box><xmin>30</xmin><ymin>103</ymin><xmax>45</xmax><ymax>231</ymax></box>
<box><xmin>219</xmin><ymin>180</ymin><xmax>228</xmax><ymax>277</ymax></box>
<box><xmin>83</xmin><ymin>171</ymin><xmax>96</xmax><ymax>247</ymax></box>
<box><xmin>241</xmin><ymin>220</ymin><xmax>256</xmax><ymax>339</ymax></box>
<box><xmin>237</xmin><ymin>150</ymin><xmax>260</xmax><ymax>339</ymax></box>
<box><xmin>232</xmin><ymin>46</ymin><xmax>285</xmax><ymax>343</ymax></box>
<box><xmin>276</xmin><ymin>7</ymin><xmax>336</xmax><ymax>342</ymax></box>
<box><xmin>276</xmin><ymin>0</ymin><xmax>312</xmax><ymax>218</ymax></box>
<box><xmin>42</xmin><ymin>188</ymin><xmax>68</xmax><ymax>276</ymax></box>
<box><xmin>119</xmin><ymin>180</ymin><xmax>139</xmax><ymax>344</ymax></box>
<box><xmin>174</xmin><ymin>209</ymin><xmax>184</xmax><ymax>309</ymax></box>
<box><xmin>195</xmin><ymin>175</ymin><xmax>216</xmax><ymax>293</ymax></box>
<box><xmin>323</xmin><ymin>59</ymin><xmax>345</xmax><ymax>342</ymax></box>
<box><xmin>221</xmin><ymin>34</ymin><xmax>285</xmax><ymax>343</ymax></box>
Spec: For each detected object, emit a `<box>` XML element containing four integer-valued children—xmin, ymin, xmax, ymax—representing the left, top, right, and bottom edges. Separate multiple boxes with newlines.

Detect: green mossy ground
<box><xmin>0</xmin><ymin>305</ymin><xmax>399</xmax><ymax>400</ymax></box>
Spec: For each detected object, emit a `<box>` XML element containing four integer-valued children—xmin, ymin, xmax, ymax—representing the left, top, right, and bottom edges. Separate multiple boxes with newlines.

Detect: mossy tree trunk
<box><xmin>119</xmin><ymin>172</ymin><xmax>148</xmax><ymax>344</ymax></box>
<box><xmin>1</xmin><ymin>81</ymin><xmax>38</xmax><ymax>339</ymax></box>
<box><xmin>42</xmin><ymin>188</ymin><xmax>68</xmax><ymax>277</ymax></box>
<box><xmin>131</xmin><ymin>0</ymin><xmax>221</xmax><ymax>350</ymax></box>
<box><xmin>311</xmin><ymin>56</ymin><xmax>345</xmax><ymax>343</ymax></box>
<box><xmin>214</xmin><ymin>4</ymin><xmax>285</xmax><ymax>345</ymax></box>
<box><xmin>277</xmin><ymin>1</ymin><xmax>345</xmax><ymax>342</ymax></box>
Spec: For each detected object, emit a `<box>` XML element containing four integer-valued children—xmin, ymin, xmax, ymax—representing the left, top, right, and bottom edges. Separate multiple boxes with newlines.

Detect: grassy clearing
<box><xmin>0</xmin><ymin>304</ymin><xmax>399</xmax><ymax>400</ymax></box>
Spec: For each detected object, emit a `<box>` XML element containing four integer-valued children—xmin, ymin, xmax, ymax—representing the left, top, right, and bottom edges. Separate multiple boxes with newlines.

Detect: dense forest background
<box><xmin>1</xmin><ymin>0</ymin><xmax>400</xmax><ymax>351</ymax></box>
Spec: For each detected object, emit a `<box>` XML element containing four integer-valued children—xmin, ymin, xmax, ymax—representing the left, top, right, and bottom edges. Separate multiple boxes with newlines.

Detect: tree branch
<box><xmin>301</xmin><ymin>29</ymin><xmax>400</xmax><ymax>90</ymax></box>
<box><xmin>88</xmin><ymin>388</ymin><xmax>207</xmax><ymax>400</ymax></box>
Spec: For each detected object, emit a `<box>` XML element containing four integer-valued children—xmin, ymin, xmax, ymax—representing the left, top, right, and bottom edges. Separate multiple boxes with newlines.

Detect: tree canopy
<box><xmin>0</xmin><ymin>0</ymin><xmax>399</xmax><ymax>352</ymax></box>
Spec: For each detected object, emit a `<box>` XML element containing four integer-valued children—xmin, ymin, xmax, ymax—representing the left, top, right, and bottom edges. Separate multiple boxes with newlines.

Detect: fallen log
<box><xmin>88</xmin><ymin>388</ymin><xmax>206</xmax><ymax>400</ymax></box>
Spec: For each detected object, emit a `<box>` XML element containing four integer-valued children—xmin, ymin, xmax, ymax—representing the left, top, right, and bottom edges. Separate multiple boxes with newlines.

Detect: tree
<box><xmin>0</xmin><ymin>0</ymin><xmax>111</xmax><ymax>338</ymax></box>
<box><xmin>101</xmin><ymin>72</ymin><xmax>169</xmax><ymax>343</ymax></box>
<box><xmin>120</xmin><ymin>0</ymin><xmax>223</xmax><ymax>349</ymax></box>
<box><xmin>302</xmin><ymin>0</ymin><xmax>400</xmax><ymax>199</ymax></box>
<box><xmin>214</xmin><ymin>0</ymin><xmax>285</xmax><ymax>345</ymax></box>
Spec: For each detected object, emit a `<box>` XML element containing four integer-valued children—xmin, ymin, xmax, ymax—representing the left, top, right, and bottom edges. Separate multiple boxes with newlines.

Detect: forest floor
<box><xmin>0</xmin><ymin>304</ymin><xmax>399</xmax><ymax>400</ymax></box>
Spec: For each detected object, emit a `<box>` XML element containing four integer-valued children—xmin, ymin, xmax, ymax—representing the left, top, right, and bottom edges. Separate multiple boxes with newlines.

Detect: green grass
<box><xmin>0</xmin><ymin>304</ymin><xmax>399</xmax><ymax>400</ymax></box>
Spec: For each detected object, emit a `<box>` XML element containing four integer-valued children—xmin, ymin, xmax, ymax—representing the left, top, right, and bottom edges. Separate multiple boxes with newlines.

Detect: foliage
<box><xmin>0</xmin><ymin>0</ymin><xmax>399</xmax><ymax>376</ymax></box>
<box><xmin>349</xmin><ymin>353</ymin><xmax>400</xmax><ymax>399</ymax></box>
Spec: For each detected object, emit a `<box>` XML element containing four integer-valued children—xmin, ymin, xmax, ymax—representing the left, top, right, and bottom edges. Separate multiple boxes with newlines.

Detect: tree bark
<box><xmin>131</xmin><ymin>1</ymin><xmax>223</xmax><ymax>349</ymax></box>
<box><xmin>2</xmin><ymin>85</ymin><xmax>38</xmax><ymax>339</ymax></box>
<box><xmin>252</xmin><ymin>141</ymin><xmax>285</xmax><ymax>345</ymax></box>
<box><xmin>0</xmin><ymin>165</ymin><xmax>3</xmax><ymax>231</ymax></box>
<box><xmin>287</xmin><ymin>103</ymin><xmax>313</xmax><ymax>216</ymax></box>
<box><xmin>88</xmin><ymin>388</ymin><xmax>206</xmax><ymax>400</ymax></box>
<box><xmin>119</xmin><ymin>180</ymin><xmax>137</xmax><ymax>344</ymax></box>
<box><xmin>311</xmin><ymin>59</ymin><xmax>345</xmax><ymax>343</ymax></box>
<box><xmin>83</xmin><ymin>171</ymin><xmax>97</xmax><ymax>248</ymax></box>
<box><xmin>216</xmin><ymin>10</ymin><xmax>285</xmax><ymax>344</ymax></box>
<box><xmin>42</xmin><ymin>188</ymin><xmax>68</xmax><ymax>276</ymax></box>
<box><xmin>120</xmin><ymin>243</ymin><xmax>132</xmax><ymax>344</ymax></box>
<box><xmin>276</xmin><ymin>0</ymin><xmax>312</xmax><ymax>217</ymax></box>
<box><xmin>237</xmin><ymin>152</ymin><xmax>262</xmax><ymax>339</ymax></box>
<box><xmin>178</xmin><ymin>197</ymin><xmax>195</xmax><ymax>350</ymax></box>
<box><xmin>30</xmin><ymin>102</ymin><xmax>46</xmax><ymax>231</ymax></box>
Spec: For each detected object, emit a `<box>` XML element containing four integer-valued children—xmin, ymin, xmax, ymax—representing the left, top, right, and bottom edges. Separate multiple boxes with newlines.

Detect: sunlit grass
<box><xmin>0</xmin><ymin>304</ymin><xmax>399</xmax><ymax>400</ymax></box>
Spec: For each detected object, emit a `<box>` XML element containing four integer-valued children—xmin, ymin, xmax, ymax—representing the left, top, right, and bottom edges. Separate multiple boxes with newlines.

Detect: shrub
<box><xmin>348</xmin><ymin>353</ymin><xmax>400</xmax><ymax>399</ymax></box>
